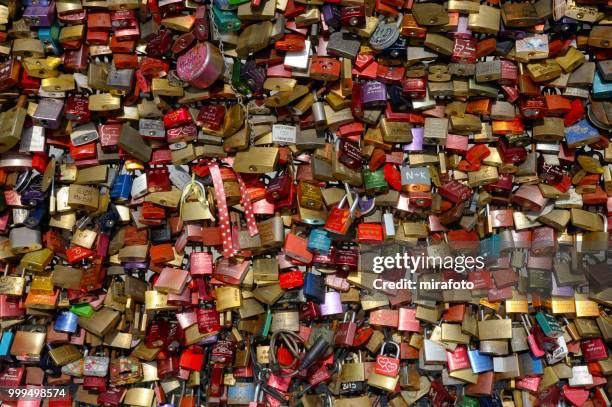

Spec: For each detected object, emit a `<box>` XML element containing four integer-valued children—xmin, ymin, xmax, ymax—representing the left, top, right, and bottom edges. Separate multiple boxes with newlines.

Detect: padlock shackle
<box><xmin>380</xmin><ymin>341</ymin><xmax>400</xmax><ymax>359</ymax></box>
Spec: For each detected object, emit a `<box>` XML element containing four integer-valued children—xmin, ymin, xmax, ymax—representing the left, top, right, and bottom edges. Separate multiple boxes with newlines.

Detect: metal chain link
<box><xmin>207</xmin><ymin>6</ymin><xmax>255</xmax><ymax>146</ymax></box>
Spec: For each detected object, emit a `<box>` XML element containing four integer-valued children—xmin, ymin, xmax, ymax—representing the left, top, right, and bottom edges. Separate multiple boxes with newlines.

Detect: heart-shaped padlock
<box><xmin>370</xmin><ymin>14</ymin><xmax>403</xmax><ymax>50</ymax></box>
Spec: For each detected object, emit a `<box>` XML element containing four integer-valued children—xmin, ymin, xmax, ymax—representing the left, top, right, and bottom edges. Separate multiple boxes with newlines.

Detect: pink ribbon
<box><xmin>208</xmin><ymin>162</ymin><xmax>236</xmax><ymax>258</ymax></box>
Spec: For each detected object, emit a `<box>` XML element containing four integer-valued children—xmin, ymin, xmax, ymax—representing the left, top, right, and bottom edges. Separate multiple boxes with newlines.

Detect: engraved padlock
<box><xmin>370</xmin><ymin>13</ymin><xmax>402</xmax><ymax>51</ymax></box>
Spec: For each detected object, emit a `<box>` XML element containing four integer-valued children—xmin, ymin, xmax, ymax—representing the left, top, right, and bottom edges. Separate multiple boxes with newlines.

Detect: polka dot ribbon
<box><xmin>208</xmin><ymin>162</ymin><xmax>236</xmax><ymax>258</ymax></box>
<box><xmin>234</xmin><ymin>173</ymin><xmax>259</xmax><ymax>238</ymax></box>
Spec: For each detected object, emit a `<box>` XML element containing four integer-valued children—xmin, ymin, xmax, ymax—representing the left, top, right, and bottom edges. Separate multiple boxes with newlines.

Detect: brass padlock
<box><xmin>233</xmin><ymin>147</ymin><xmax>279</xmax><ymax>173</ymax></box>
<box><xmin>119</xmin><ymin>123</ymin><xmax>152</xmax><ymax>163</ymax></box>
<box><xmin>0</xmin><ymin>95</ymin><xmax>27</xmax><ymax>153</ymax></box>
<box><xmin>236</xmin><ymin>21</ymin><xmax>272</xmax><ymax>58</ymax></box>
<box><xmin>20</xmin><ymin>248</ymin><xmax>53</xmax><ymax>272</ymax></box>
<box><xmin>67</xmin><ymin>184</ymin><xmax>99</xmax><ymax>211</ymax></box>
<box><xmin>527</xmin><ymin>60</ymin><xmax>562</xmax><ymax>82</ymax></box>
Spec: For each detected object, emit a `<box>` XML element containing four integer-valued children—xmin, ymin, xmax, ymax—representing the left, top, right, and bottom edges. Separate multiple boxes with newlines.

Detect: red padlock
<box><xmin>66</xmin><ymin>246</ymin><xmax>94</xmax><ymax>264</ymax></box>
<box><xmin>196</xmin><ymin>307</ymin><xmax>221</xmax><ymax>334</ymax></box>
<box><xmin>190</xmin><ymin>251</ymin><xmax>213</xmax><ymax>276</ymax></box>
<box><xmin>466</xmin><ymin>144</ymin><xmax>491</xmax><ymax>165</ymax></box>
<box><xmin>374</xmin><ymin>342</ymin><xmax>401</xmax><ymax>377</ymax></box>
<box><xmin>352</xmin><ymin>326</ymin><xmax>374</xmax><ymax>347</ymax></box>
<box><xmin>438</xmin><ymin>180</ymin><xmax>473</xmax><ymax>203</ymax></box>
<box><xmin>279</xmin><ymin>271</ymin><xmax>304</xmax><ymax>289</ymax></box>
<box><xmin>163</xmin><ymin>107</ymin><xmax>192</xmax><ymax>129</ymax></box>
<box><xmin>446</xmin><ymin>345</ymin><xmax>470</xmax><ymax>372</ymax></box>
<box><xmin>179</xmin><ymin>346</ymin><xmax>205</xmax><ymax>371</ymax></box>
<box><xmin>334</xmin><ymin>311</ymin><xmax>357</xmax><ymax>346</ymax></box>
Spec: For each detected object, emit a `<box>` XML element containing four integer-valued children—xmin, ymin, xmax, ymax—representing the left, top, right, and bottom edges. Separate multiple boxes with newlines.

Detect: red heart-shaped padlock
<box><xmin>563</xmin><ymin>385</ymin><xmax>590</xmax><ymax>407</ymax></box>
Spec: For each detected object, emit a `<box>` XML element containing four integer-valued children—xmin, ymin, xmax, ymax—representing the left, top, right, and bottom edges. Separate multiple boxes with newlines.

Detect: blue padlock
<box><xmin>321</xmin><ymin>4</ymin><xmax>341</xmax><ymax>31</ymax></box>
<box><xmin>213</xmin><ymin>0</ymin><xmax>237</xmax><ymax>10</ymax></box>
<box><xmin>54</xmin><ymin>310</ymin><xmax>79</xmax><ymax>334</ymax></box>
<box><xmin>478</xmin><ymin>394</ymin><xmax>503</xmax><ymax>407</ymax></box>
<box><xmin>38</xmin><ymin>22</ymin><xmax>61</xmax><ymax>55</ymax></box>
<box><xmin>226</xmin><ymin>382</ymin><xmax>256</xmax><ymax>405</ymax></box>
<box><xmin>24</xmin><ymin>205</ymin><xmax>47</xmax><ymax>229</ymax></box>
<box><xmin>387</xmin><ymin>85</ymin><xmax>411</xmax><ymax>112</ymax></box>
<box><xmin>382</xmin><ymin>36</ymin><xmax>408</xmax><ymax>59</ymax></box>
<box><xmin>110</xmin><ymin>173</ymin><xmax>133</xmax><ymax>202</ymax></box>
<box><xmin>0</xmin><ymin>330</ymin><xmax>14</xmax><ymax>357</ymax></box>
<box><xmin>97</xmin><ymin>205</ymin><xmax>120</xmax><ymax>235</ymax></box>
<box><xmin>518</xmin><ymin>352</ymin><xmax>543</xmax><ymax>375</ymax></box>
<box><xmin>307</xmin><ymin>229</ymin><xmax>331</xmax><ymax>254</ymax></box>
<box><xmin>467</xmin><ymin>349</ymin><xmax>493</xmax><ymax>373</ymax></box>
<box><xmin>592</xmin><ymin>71</ymin><xmax>612</xmax><ymax>100</ymax></box>
<box><xmin>303</xmin><ymin>272</ymin><xmax>325</xmax><ymax>304</ymax></box>
<box><xmin>479</xmin><ymin>234</ymin><xmax>500</xmax><ymax>259</ymax></box>
<box><xmin>565</xmin><ymin>119</ymin><xmax>600</xmax><ymax>148</ymax></box>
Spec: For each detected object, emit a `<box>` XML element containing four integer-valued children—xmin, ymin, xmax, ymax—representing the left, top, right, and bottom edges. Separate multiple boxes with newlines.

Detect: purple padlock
<box><xmin>319</xmin><ymin>291</ymin><xmax>343</xmax><ymax>316</ymax></box>
<box><xmin>358</xmin><ymin>195</ymin><xmax>376</xmax><ymax>215</ymax></box>
<box><xmin>32</xmin><ymin>98</ymin><xmax>64</xmax><ymax>130</ymax></box>
<box><xmin>199</xmin><ymin>334</ymin><xmax>219</xmax><ymax>346</ymax></box>
<box><xmin>454</xmin><ymin>15</ymin><xmax>471</xmax><ymax>38</ymax></box>
<box><xmin>361</xmin><ymin>80</ymin><xmax>387</xmax><ymax>108</ymax></box>
<box><xmin>321</xmin><ymin>4</ymin><xmax>341</xmax><ymax>30</ymax></box>
<box><xmin>23</xmin><ymin>1</ymin><xmax>55</xmax><ymax>27</ymax></box>
<box><xmin>23</xmin><ymin>0</ymin><xmax>50</xmax><ymax>6</ymax></box>
<box><xmin>240</xmin><ymin>60</ymin><xmax>265</xmax><ymax>94</ymax></box>
<box><xmin>20</xmin><ymin>177</ymin><xmax>45</xmax><ymax>207</ymax></box>
<box><xmin>499</xmin><ymin>20</ymin><xmax>526</xmax><ymax>40</ymax></box>
<box><xmin>551</xmin><ymin>277</ymin><xmax>574</xmax><ymax>297</ymax></box>
<box><xmin>404</xmin><ymin>127</ymin><xmax>424</xmax><ymax>152</ymax></box>
<box><xmin>123</xmin><ymin>261</ymin><xmax>149</xmax><ymax>270</ymax></box>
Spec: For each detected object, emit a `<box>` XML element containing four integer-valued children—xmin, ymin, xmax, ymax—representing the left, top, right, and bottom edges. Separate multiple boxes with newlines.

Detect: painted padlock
<box><xmin>176</xmin><ymin>42</ymin><xmax>224</xmax><ymax>89</ymax></box>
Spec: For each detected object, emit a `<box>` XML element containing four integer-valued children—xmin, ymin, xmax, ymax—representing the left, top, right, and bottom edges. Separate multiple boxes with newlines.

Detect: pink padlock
<box><xmin>176</xmin><ymin>42</ymin><xmax>224</xmax><ymax>89</ymax></box>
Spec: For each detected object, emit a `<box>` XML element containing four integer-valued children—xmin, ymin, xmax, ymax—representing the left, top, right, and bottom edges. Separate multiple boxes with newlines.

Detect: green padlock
<box><xmin>259</xmin><ymin>307</ymin><xmax>273</xmax><ymax>338</ymax></box>
<box><xmin>231</xmin><ymin>61</ymin><xmax>253</xmax><ymax>96</ymax></box>
<box><xmin>535</xmin><ymin>311</ymin><xmax>564</xmax><ymax>338</ymax></box>
<box><xmin>363</xmin><ymin>168</ymin><xmax>389</xmax><ymax>195</ymax></box>
<box><xmin>70</xmin><ymin>303</ymin><xmax>95</xmax><ymax>318</ymax></box>
<box><xmin>458</xmin><ymin>396</ymin><xmax>480</xmax><ymax>407</ymax></box>
<box><xmin>212</xmin><ymin>6</ymin><xmax>241</xmax><ymax>32</ymax></box>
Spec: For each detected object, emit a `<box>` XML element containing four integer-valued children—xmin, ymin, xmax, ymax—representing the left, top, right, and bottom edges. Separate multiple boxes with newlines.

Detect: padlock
<box><xmin>368</xmin><ymin>341</ymin><xmax>400</xmax><ymax>391</ymax></box>
<box><xmin>324</xmin><ymin>192</ymin><xmax>360</xmax><ymax>237</ymax></box>
<box><xmin>335</xmin><ymin>311</ymin><xmax>357</xmax><ymax>346</ymax></box>
<box><xmin>303</xmin><ymin>271</ymin><xmax>325</xmax><ymax>304</ymax></box>
<box><xmin>307</xmin><ymin>229</ymin><xmax>331</xmax><ymax>254</ymax></box>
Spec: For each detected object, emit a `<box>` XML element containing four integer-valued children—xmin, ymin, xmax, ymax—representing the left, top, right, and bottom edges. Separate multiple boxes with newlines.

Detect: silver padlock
<box><xmin>327</xmin><ymin>30</ymin><xmax>360</xmax><ymax>59</ymax></box>
<box><xmin>19</xmin><ymin>126</ymin><xmax>46</xmax><ymax>153</ymax></box>
<box><xmin>370</xmin><ymin>13</ymin><xmax>403</xmax><ymax>50</ymax></box>
<box><xmin>312</xmin><ymin>91</ymin><xmax>327</xmax><ymax>131</ymax></box>
<box><xmin>545</xmin><ymin>336</ymin><xmax>569</xmax><ymax>364</ymax></box>
<box><xmin>568</xmin><ymin>365</ymin><xmax>594</xmax><ymax>387</ymax></box>
<box><xmin>131</xmin><ymin>173</ymin><xmax>148</xmax><ymax>199</ymax></box>
<box><xmin>12</xmin><ymin>209</ymin><xmax>29</xmax><ymax>226</ymax></box>
<box><xmin>383</xmin><ymin>210</ymin><xmax>395</xmax><ymax>239</ymax></box>
<box><xmin>9</xmin><ymin>227</ymin><xmax>42</xmax><ymax>254</ymax></box>
<box><xmin>138</xmin><ymin>119</ymin><xmax>165</xmax><ymax>140</ymax></box>
<box><xmin>70</xmin><ymin>122</ymin><xmax>99</xmax><ymax>146</ymax></box>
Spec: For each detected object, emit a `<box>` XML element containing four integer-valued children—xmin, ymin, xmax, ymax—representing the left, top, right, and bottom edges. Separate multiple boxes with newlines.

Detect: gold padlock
<box><xmin>67</xmin><ymin>184</ymin><xmax>99</xmax><ymax>211</ymax></box>
<box><xmin>233</xmin><ymin>147</ymin><xmax>279</xmax><ymax>173</ymax></box>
